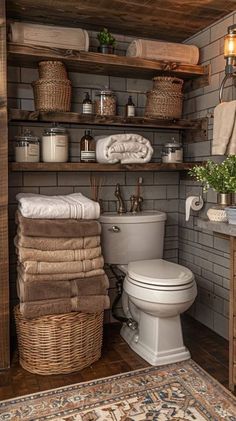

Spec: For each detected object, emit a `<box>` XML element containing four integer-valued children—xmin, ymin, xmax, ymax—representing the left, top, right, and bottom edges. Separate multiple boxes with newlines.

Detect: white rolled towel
<box><xmin>95</xmin><ymin>133</ymin><xmax>153</xmax><ymax>164</ymax></box>
<box><xmin>9</xmin><ymin>22</ymin><xmax>89</xmax><ymax>51</ymax></box>
<box><xmin>126</xmin><ymin>39</ymin><xmax>199</xmax><ymax>65</ymax></box>
<box><xmin>16</xmin><ymin>193</ymin><xmax>100</xmax><ymax>220</ymax></box>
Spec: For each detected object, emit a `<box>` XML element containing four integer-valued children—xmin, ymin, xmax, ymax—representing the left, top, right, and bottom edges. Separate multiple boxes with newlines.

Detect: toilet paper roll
<box><xmin>185</xmin><ymin>195</ymin><xmax>204</xmax><ymax>221</ymax></box>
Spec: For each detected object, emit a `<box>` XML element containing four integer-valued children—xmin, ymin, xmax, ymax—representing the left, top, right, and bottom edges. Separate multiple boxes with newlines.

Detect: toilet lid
<box><xmin>127</xmin><ymin>259</ymin><xmax>194</xmax><ymax>287</ymax></box>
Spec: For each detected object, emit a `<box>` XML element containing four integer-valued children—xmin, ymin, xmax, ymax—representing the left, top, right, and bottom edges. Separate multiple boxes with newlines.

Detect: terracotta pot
<box><xmin>98</xmin><ymin>45</ymin><xmax>115</xmax><ymax>54</ymax></box>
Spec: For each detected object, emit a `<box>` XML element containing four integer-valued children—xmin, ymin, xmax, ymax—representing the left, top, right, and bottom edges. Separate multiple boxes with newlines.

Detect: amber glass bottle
<box><xmin>80</xmin><ymin>130</ymin><xmax>96</xmax><ymax>162</ymax></box>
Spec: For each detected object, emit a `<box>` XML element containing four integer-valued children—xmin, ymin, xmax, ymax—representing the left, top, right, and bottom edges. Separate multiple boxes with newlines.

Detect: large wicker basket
<box><xmin>145</xmin><ymin>76</ymin><xmax>183</xmax><ymax>119</ymax></box>
<box><xmin>32</xmin><ymin>78</ymin><xmax>71</xmax><ymax>112</ymax></box>
<box><xmin>14</xmin><ymin>306</ymin><xmax>104</xmax><ymax>375</ymax></box>
<box><xmin>38</xmin><ymin>60</ymin><xmax>68</xmax><ymax>80</ymax></box>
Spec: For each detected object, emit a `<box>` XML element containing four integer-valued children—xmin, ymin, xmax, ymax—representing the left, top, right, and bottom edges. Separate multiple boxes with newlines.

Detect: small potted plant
<box><xmin>189</xmin><ymin>155</ymin><xmax>236</xmax><ymax>221</ymax></box>
<box><xmin>97</xmin><ymin>28</ymin><xmax>116</xmax><ymax>54</ymax></box>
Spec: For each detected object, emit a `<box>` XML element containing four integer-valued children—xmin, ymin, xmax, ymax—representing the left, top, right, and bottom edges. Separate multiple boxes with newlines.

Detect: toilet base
<box><xmin>120</xmin><ymin>313</ymin><xmax>191</xmax><ymax>366</ymax></box>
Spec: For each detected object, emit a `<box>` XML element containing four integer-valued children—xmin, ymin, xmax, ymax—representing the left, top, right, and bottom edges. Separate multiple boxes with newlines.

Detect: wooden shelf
<box><xmin>7</xmin><ymin>43</ymin><xmax>209</xmax><ymax>82</ymax></box>
<box><xmin>10</xmin><ymin>162</ymin><xmax>201</xmax><ymax>172</ymax></box>
<box><xmin>8</xmin><ymin>108</ymin><xmax>205</xmax><ymax>131</ymax></box>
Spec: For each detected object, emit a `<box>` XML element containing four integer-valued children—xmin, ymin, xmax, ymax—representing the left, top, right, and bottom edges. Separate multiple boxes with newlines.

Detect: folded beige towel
<box><xmin>17</xmin><ymin>274</ymin><xmax>109</xmax><ymax>301</ymax></box>
<box><xmin>15</xmin><ymin>242</ymin><xmax>102</xmax><ymax>263</ymax></box>
<box><xmin>20</xmin><ymin>256</ymin><xmax>104</xmax><ymax>274</ymax></box>
<box><xmin>16</xmin><ymin>211</ymin><xmax>101</xmax><ymax>238</ymax></box>
<box><xmin>20</xmin><ymin>295</ymin><xmax>110</xmax><ymax>318</ymax></box>
<box><xmin>18</xmin><ymin>266</ymin><xmax>105</xmax><ymax>282</ymax></box>
<box><xmin>212</xmin><ymin>101</ymin><xmax>236</xmax><ymax>155</ymax></box>
<box><xmin>16</xmin><ymin>232</ymin><xmax>101</xmax><ymax>250</ymax></box>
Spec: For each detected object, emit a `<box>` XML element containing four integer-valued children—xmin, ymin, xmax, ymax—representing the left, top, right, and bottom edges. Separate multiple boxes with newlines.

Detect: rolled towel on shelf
<box><xmin>15</xmin><ymin>241</ymin><xmax>102</xmax><ymax>263</ymax></box>
<box><xmin>126</xmin><ymin>39</ymin><xmax>199</xmax><ymax>65</ymax></box>
<box><xmin>16</xmin><ymin>211</ymin><xmax>101</xmax><ymax>237</ymax></box>
<box><xmin>16</xmin><ymin>192</ymin><xmax>100</xmax><ymax>220</ymax></box>
<box><xmin>20</xmin><ymin>256</ymin><xmax>104</xmax><ymax>275</ymax></box>
<box><xmin>9</xmin><ymin>22</ymin><xmax>89</xmax><ymax>51</ymax></box>
<box><xmin>18</xmin><ymin>266</ymin><xmax>105</xmax><ymax>282</ymax></box>
<box><xmin>17</xmin><ymin>274</ymin><xmax>109</xmax><ymax>302</ymax></box>
<box><xmin>95</xmin><ymin>133</ymin><xmax>153</xmax><ymax>164</ymax></box>
<box><xmin>19</xmin><ymin>295</ymin><xmax>110</xmax><ymax>318</ymax></box>
<box><xmin>15</xmin><ymin>232</ymin><xmax>101</xmax><ymax>250</ymax></box>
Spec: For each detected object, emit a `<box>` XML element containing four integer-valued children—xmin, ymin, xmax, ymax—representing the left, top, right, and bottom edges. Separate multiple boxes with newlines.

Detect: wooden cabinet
<box><xmin>230</xmin><ymin>238</ymin><xmax>236</xmax><ymax>390</ymax></box>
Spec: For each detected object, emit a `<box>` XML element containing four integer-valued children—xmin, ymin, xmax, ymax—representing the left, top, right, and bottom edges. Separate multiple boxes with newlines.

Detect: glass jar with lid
<box><xmin>95</xmin><ymin>89</ymin><xmax>116</xmax><ymax>116</ymax></box>
<box><xmin>42</xmin><ymin>124</ymin><xmax>69</xmax><ymax>163</ymax></box>
<box><xmin>161</xmin><ymin>139</ymin><xmax>183</xmax><ymax>163</ymax></box>
<box><xmin>15</xmin><ymin>129</ymin><xmax>40</xmax><ymax>162</ymax></box>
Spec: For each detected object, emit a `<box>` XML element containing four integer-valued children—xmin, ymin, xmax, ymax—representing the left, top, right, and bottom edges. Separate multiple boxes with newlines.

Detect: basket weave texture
<box><xmin>38</xmin><ymin>60</ymin><xmax>68</xmax><ymax>80</ymax></box>
<box><xmin>14</xmin><ymin>305</ymin><xmax>104</xmax><ymax>375</ymax></box>
<box><xmin>32</xmin><ymin>79</ymin><xmax>71</xmax><ymax>112</ymax></box>
<box><xmin>145</xmin><ymin>76</ymin><xmax>183</xmax><ymax>119</ymax></box>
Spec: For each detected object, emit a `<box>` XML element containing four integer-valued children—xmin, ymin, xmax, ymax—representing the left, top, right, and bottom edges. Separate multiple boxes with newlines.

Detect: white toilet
<box><xmin>100</xmin><ymin>211</ymin><xmax>197</xmax><ymax>366</ymax></box>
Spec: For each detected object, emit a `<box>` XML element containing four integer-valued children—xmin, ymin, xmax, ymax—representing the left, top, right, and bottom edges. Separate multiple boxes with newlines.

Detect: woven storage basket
<box><xmin>145</xmin><ymin>76</ymin><xmax>183</xmax><ymax>119</ymax></box>
<box><xmin>32</xmin><ymin>79</ymin><xmax>71</xmax><ymax>112</ymax></box>
<box><xmin>38</xmin><ymin>60</ymin><xmax>68</xmax><ymax>80</ymax></box>
<box><xmin>14</xmin><ymin>306</ymin><xmax>104</xmax><ymax>375</ymax></box>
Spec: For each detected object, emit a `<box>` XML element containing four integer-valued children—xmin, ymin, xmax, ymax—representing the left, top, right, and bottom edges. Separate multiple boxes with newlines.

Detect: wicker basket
<box><xmin>38</xmin><ymin>60</ymin><xmax>68</xmax><ymax>80</ymax></box>
<box><xmin>32</xmin><ymin>79</ymin><xmax>72</xmax><ymax>112</ymax></box>
<box><xmin>14</xmin><ymin>306</ymin><xmax>104</xmax><ymax>375</ymax></box>
<box><xmin>145</xmin><ymin>76</ymin><xmax>183</xmax><ymax>119</ymax></box>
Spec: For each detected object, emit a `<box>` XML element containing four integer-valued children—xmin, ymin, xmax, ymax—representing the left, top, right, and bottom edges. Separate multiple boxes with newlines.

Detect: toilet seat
<box><xmin>127</xmin><ymin>259</ymin><xmax>194</xmax><ymax>288</ymax></box>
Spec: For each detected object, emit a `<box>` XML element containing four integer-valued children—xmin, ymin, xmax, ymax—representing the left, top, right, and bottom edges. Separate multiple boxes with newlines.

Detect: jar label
<box><xmin>28</xmin><ymin>144</ymin><xmax>39</xmax><ymax>156</ymax></box>
<box><xmin>127</xmin><ymin>105</ymin><xmax>135</xmax><ymax>117</ymax></box>
<box><xmin>56</xmin><ymin>138</ymin><xmax>67</xmax><ymax>147</ymax></box>
<box><xmin>83</xmin><ymin>104</ymin><xmax>93</xmax><ymax>114</ymax></box>
<box><xmin>81</xmin><ymin>151</ymin><xmax>96</xmax><ymax>161</ymax></box>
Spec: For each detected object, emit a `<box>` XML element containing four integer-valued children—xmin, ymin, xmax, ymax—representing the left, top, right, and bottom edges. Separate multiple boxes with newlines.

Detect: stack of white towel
<box><xmin>95</xmin><ymin>133</ymin><xmax>153</xmax><ymax>164</ymax></box>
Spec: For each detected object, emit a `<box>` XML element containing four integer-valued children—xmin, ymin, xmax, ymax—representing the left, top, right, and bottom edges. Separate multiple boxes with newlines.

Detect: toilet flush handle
<box><xmin>108</xmin><ymin>225</ymin><xmax>120</xmax><ymax>233</ymax></box>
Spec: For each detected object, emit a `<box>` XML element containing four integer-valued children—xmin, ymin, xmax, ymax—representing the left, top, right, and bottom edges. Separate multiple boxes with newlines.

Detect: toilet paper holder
<box><xmin>185</xmin><ymin>195</ymin><xmax>204</xmax><ymax>221</ymax></box>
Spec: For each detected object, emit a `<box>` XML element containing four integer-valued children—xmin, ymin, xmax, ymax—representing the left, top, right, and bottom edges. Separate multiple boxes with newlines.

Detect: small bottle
<box><xmin>80</xmin><ymin>130</ymin><xmax>96</xmax><ymax>162</ymax></box>
<box><xmin>126</xmin><ymin>96</ymin><xmax>135</xmax><ymax>117</ymax></box>
<box><xmin>82</xmin><ymin>92</ymin><xmax>93</xmax><ymax>114</ymax></box>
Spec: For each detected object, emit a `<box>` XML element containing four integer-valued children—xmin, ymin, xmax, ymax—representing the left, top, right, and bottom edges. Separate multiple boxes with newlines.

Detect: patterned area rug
<box><xmin>0</xmin><ymin>360</ymin><xmax>235</xmax><ymax>420</ymax></box>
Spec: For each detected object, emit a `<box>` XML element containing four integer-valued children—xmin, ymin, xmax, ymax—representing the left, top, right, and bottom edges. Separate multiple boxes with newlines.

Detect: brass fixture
<box><xmin>219</xmin><ymin>24</ymin><xmax>236</xmax><ymax>102</ymax></box>
<box><xmin>129</xmin><ymin>177</ymin><xmax>143</xmax><ymax>213</ymax></box>
<box><xmin>114</xmin><ymin>183</ymin><xmax>126</xmax><ymax>214</ymax></box>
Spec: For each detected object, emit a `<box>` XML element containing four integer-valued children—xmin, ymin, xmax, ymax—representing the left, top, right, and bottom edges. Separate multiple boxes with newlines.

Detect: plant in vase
<box><xmin>189</xmin><ymin>155</ymin><xmax>236</xmax><ymax>222</ymax></box>
<box><xmin>97</xmin><ymin>28</ymin><xmax>116</xmax><ymax>54</ymax></box>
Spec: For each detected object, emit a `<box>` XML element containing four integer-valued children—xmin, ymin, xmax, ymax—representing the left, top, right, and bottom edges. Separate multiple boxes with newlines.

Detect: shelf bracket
<box><xmin>182</xmin><ymin>117</ymin><xmax>208</xmax><ymax>143</ymax></box>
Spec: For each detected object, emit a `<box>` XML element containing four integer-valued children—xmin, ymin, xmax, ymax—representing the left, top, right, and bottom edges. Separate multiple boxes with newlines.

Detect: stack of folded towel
<box><xmin>15</xmin><ymin>193</ymin><xmax>110</xmax><ymax>319</ymax></box>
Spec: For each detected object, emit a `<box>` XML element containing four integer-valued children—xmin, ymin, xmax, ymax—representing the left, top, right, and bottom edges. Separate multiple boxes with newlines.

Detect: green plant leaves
<box><xmin>189</xmin><ymin>155</ymin><xmax>236</xmax><ymax>193</ymax></box>
<box><xmin>97</xmin><ymin>28</ymin><xmax>116</xmax><ymax>46</ymax></box>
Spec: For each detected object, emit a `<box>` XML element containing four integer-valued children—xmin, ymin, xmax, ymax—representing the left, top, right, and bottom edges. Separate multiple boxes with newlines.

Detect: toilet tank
<box><xmin>100</xmin><ymin>211</ymin><xmax>167</xmax><ymax>265</ymax></box>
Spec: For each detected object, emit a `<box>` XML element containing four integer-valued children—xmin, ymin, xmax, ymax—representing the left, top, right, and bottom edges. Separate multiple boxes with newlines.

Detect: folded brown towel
<box><xmin>15</xmin><ymin>241</ymin><xmax>102</xmax><ymax>262</ymax></box>
<box><xmin>20</xmin><ymin>256</ymin><xmax>104</xmax><ymax>274</ymax></box>
<box><xmin>18</xmin><ymin>266</ymin><xmax>105</xmax><ymax>281</ymax></box>
<box><xmin>16</xmin><ymin>211</ymin><xmax>101</xmax><ymax>238</ymax></box>
<box><xmin>16</xmin><ymin>232</ymin><xmax>101</xmax><ymax>250</ymax></box>
<box><xmin>20</xmin><ymin>295</ymin><xmax>110</xmax><ymax>318</ymax></box>
<box><xmin>17</xmin><ymin>274</ymin><xmax>109</xmax><ymax>301</ymax></box>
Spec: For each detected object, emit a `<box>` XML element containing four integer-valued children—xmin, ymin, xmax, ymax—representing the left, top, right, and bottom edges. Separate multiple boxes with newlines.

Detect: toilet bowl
<box><xmin>100</xmin><ymin>211</ymin><xmax>197</xmax><ymax>365</ymax></box>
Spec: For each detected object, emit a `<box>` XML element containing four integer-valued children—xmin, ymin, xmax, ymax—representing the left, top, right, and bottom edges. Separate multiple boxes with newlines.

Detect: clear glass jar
<box><xmin>95</xmin><ymin>89</ymin><xmax>116</xmax><ymax>116</ymax></box>
<box><xmin>161</xmin><ymin>141</ymin><xmax>183</xmax><ymax>163</ymax></box>
<box><xmin>42</xmin><ymin>124</ymin><xmax>68</xmax><ymax>163</ymax></box>
<box><xmin>15</xmin><ymin>129</ymin><xmax>40</xmax><ymax>162</ymax></box>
